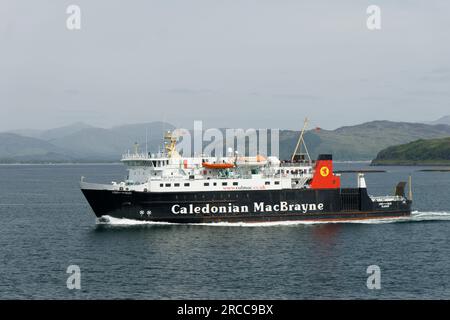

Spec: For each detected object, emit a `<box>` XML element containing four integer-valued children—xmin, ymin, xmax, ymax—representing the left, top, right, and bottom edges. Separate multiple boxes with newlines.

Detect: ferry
<box><xmin>80</xmin><ymin>125</ymin><xmax>412</xmax><ymax>223</ymax></box>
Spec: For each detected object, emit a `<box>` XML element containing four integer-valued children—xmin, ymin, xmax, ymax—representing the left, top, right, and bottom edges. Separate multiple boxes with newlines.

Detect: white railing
<box><xmin>370</xmin><ymin>196</ymin><xmax>405</xmax><ymax>202</ymax></box>
<box><xmin>121</xmin><ymin>152</ymin><xmax>168</xmax><ymax>161</ymax></box>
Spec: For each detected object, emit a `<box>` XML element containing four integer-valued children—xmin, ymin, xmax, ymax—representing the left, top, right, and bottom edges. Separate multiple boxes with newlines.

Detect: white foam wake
<box><xmin>96</xmin><ymin>216</ymin><xmax>174</xmax><ymax>226</ymax></box>
<box><xmin>96</xmin><ymin>211</ymin><xmax>450</xmax><ymax>227</ymax></box>
<box><xmin>409</xmin><ymin>211</ymin><xmax>450</xmax><ymax>221</ymax></box>
<box><xmin>324</xmin><ymin>211</ymin><xmax>450</xmax><ymax>224</ymax></box>
<box><xmin>96</xmin><ymin>215</ymin><xmax>322</xmax><ymax>227</ymax></box>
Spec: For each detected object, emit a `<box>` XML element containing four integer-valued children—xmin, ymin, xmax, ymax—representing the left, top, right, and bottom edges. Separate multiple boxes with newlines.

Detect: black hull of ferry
<box><xmin>81</xmin><ymin>188</ymin><xmax>412</xmax><ymax>223</ymax></box>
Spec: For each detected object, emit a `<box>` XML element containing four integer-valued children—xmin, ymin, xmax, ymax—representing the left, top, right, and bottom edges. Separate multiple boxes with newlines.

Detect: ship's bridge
<box><xmin>121</xmin><ymin>152</ymin><xmax>170</xmax><ymax>166</ymax></box>
<box><xmin>121</xmin><ymin>151</ymin><xmax>215</xmax><ymax>184</ymax></box>
<box><xmin>121</xmin><ymin>152</ymin><xmax>169</xmax><ymax>183</ymax></box>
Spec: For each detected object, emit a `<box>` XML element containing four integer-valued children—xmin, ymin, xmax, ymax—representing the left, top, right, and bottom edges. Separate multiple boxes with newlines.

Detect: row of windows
<box><xmin>160</xmin><ymin>183</ymin><xmax>190</xmax><ymax>187</ymax></box>
<box><xmin>158</xmin><ymin>181</ymin><xmax>280</xmax><ymax>188</ymax></box>
<box><xmin>126</xmin><ymin>160</ymin><xmax>169</xmax><ymax>167</ymax></box>
<box><xmin>277</xmin><ymin>169</ymin><xmax>310</xmax><ymax>174</ymax></box>
<box><xmin>143</xmin><ymin>191</ymin><xmax>307</xmax><ymax>200</ymax></box>
<box><xmin>152</xmin><ymin>160</ymin><xmax>169</xmax><ymax>167</ymax></box>
<box><xmin>204</xmin><ymin>182</ymin><xmax>239</xmax><ymax>186</ymax></box>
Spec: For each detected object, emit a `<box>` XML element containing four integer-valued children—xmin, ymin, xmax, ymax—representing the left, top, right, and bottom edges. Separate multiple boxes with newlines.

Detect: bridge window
<box><xmin>165</xmin><ymin>183</ymin><xmax>171</xmax><ymax>187</ymax></box>
<box><xmin>204</xmin><ymin>183</ymin><xmax>209</xmax><ymax>186</ymax></box>
<box><xmin>184</xmin><ymin>183</ymin><xmax>190</xmax><ymax>187</ymax></box>
<box><xmin>222</xmin><ymin>182</ymin><xmax>227</xmax><ymax>186</ymax></box>
<box><xmin>160</xmin><ymin>183</ymin><xmax>163</xmax><ymax>187</ymax></box>
<box><xmin>174</xmin><ymin>183</ymin><xmax>180</xmax><ymax>187</ymax></box>
<box><xmin>233</xmin><ymin>182</ymin><xmax>238</xmax><ymax>186</ymax></box>
<box><xmin>265</xmin><ymin>181</ymin><xmax>270</xmax><ymax>185</ymax></box>
<box><xmin>275</xmin><ymin>181</ymin><xmax>280</xmax><ymax>185</ymax></box>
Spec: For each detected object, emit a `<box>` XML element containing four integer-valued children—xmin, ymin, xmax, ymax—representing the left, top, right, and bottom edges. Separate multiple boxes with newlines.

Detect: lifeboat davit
<box><xmin>202</xmin><ymin>162</ymin><xmax>235</xmax><ymax>169</ymax></box>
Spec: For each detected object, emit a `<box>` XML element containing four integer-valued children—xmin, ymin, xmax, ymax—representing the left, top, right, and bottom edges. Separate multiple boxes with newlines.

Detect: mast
<box><xmin>409</xmin><ymin>175</ymin><xmax>413</xmax><ymax>200</ymax></box>
<box><xmin>145</xmin><ymin>127</ymin><xmax>148</xmax><ymax>155</ymax></box>
<box><xmin>291</xmin><ymin>118</ymin><xmax>311</xmax><ymax>163</ymax></box>
<box><xmin>164</xmin><ymin>131</ymin><xmax>180</xmax><ymax>158</ymax></box>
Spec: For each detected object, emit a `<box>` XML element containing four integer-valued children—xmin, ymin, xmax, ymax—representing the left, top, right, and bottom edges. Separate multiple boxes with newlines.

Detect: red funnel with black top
<box><xmin>310</xmin><ymin>154</ymin><xmax>341</xmax><ymax>189</ymax></box>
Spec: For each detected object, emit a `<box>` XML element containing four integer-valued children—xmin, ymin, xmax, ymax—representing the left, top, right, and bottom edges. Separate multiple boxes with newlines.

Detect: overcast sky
<box><xmin>1</xmin><ymin>0</ymin><xmax>450</xmax><ymax>131</ymax></box>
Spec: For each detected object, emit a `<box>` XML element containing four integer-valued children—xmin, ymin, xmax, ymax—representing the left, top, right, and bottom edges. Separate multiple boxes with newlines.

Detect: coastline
<box><xmin>371</xmin><ymin>160</ymin><xmax>450</xmax><ymax>166</ymax></box>
<box><xmin>0</xmin><ymin>162</ymin><xmax>121</xmax><ymax>166</ymax></box>
<box><xmin>1</xmin><ymin>160</ymin><xmax>372</xmax><ymax>165</ymax></box>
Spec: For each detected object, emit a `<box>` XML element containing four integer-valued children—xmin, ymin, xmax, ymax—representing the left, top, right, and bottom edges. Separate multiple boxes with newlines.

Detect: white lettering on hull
<box><xmin>171</xmin><ymin>202</ymin><xmax>325</xmax><ymax>215</ymax></box>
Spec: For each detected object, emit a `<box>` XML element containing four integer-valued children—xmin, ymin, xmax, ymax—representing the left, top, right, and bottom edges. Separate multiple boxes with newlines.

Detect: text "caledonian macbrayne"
<box><xmin>171</xmin><ymin>202</ymin><xmax>325</xmax><ymax>214</ymax></box>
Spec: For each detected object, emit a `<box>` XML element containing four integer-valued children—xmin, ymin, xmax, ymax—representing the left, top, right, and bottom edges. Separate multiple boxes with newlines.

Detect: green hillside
<box><xmin>302</xmin><ymin>121</ymin><xmax>450</xmax><ymax>161</ymax></box>
<box><xmin>184</xmin><ymin>121</ymin><xmax>450</xmax><ymax>161</ymax></box>
<box><xmin>372</xmin><ymin>137</ymin><xmax>450</xmax><ymax>165</ymax></box>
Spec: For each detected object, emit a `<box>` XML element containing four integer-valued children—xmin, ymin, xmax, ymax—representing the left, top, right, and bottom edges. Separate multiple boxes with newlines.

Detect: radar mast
<box><xmin>291</xmin><ymin>118</ymin><xmax>312</xmax><ymax>164</ymax></box>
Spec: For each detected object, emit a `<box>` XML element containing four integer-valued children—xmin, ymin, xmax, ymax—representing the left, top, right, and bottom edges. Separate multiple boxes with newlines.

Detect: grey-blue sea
<box><xmin>0</xmin><ymin>163</ymin><xmax>449</xmax><ymax>299</ymax></box>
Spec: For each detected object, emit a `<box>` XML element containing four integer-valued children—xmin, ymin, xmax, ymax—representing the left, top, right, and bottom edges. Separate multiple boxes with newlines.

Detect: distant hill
<box><xmin>1</xmin><ymin>122</ymin><xmax>174</xmax><ymax>162</ymax></box>
<box><xmin>0</xmin><ymin>133</ymin><xmax>74</xmax><ymax>163</ymax></box>
<box><xmin>48</xmin><ymin>127</ymin><xmax>136</xmax><ymax>160</ymax></box>
<box><xmin>428</xmin><ymin>115</ymin><xmax>450</xmax><ymax>126</ymax></box>
<box><xmin>39</xmin><ymin>122</ymin><xmax>93</xmax><ymax>140</ymax></box>
<box><xmin>372</xmin><ymin>137</ymin><xmax>450</xmax><ymax>165</ymax></box>
<box><xmin>2</xmin><ymin>120</ymin><xmax>450</xmax><ymax>163</ymax></box>
<box><xmin>7</xmin><ymin>128</ymin><xmax>43</xmax><ymax>138</ymax></box>
<box><xmin>160</xmin><ymin>121</ymin><xmax>450</xmax><ymax>161</ymax></box>
<box><xmin>47</xmin><ymin>121</ymin><xmax>175</xmax><ymax>160</ymax></box>
<box><xmin>7</xmin><ymin>122</ymin><xmax>92</xmax><ymax>140</ymax></box>
<box><xmin>314</xmin><ymin>121</ymin><xmax>450</xmax><ymax>160</ymax></box>
<box><xmin>279</xmin><ymin>121</ymin><xmax>450</xmax><ymax>161</ymax></box>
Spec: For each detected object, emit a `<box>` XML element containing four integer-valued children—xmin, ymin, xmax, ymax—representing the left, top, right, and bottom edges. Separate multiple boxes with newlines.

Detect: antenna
<box><xmin>145</xmin><ymin>127</ymin><xmax>148</xmax><ymax>155</ymax></box>
<box><xmin>162</xmin><ymin>113</ymin><xmax>166</xmax><ymax>149</ymax></box>
<box><xmin>409</xmin><ymin>175</ymin><xmax>413</xmax><ymax>200</ymax></box>
<box><xmin>291</xmin><ymin>118</ymin><xmax>311</xmax><ymax>163</ymax></box>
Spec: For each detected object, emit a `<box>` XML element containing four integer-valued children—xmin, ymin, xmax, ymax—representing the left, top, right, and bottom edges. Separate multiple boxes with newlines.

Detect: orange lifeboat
<box><xmin>202</xmin><ymin>162</ymin><xmax>235</xmax><ymax>169</ymax></box>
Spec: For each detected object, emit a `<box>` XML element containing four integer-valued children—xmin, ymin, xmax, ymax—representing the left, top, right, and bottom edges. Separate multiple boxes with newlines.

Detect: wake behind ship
<box><xmin>80</xmin><ymin>130</ymin><xmax>412</xmax><ymax>223</ymax></box>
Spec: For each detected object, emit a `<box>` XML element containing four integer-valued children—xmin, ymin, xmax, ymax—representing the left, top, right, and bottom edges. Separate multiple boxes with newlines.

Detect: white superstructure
<box><xmin>81</xmin><ymin>131</ymin><xmax>315</xmax><ymax>193</ymax></box>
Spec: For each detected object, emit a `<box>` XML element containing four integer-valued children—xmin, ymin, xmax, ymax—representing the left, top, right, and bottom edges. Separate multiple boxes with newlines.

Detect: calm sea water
<box><xmin>0</xmin><ymin>163</ymin><xmax>449</xmax><ymax>299</ymax></box>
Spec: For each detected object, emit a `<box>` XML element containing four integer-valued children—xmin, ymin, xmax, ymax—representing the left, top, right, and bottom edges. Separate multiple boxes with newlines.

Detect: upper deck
<box><xmin>81</xmin><ymin>130</ymin><xmax>329</xmax><ymax>193</ymax></box>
